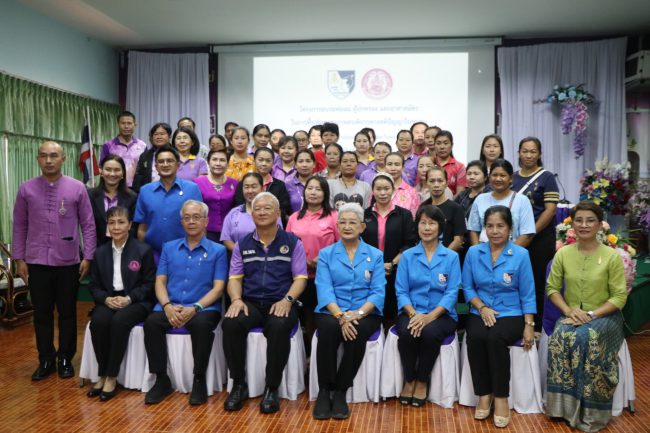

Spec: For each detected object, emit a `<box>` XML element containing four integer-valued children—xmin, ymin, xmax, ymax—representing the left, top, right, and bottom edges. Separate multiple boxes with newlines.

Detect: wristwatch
<box><xmin>285</xmin><ymin>295</ymin><xmax>295</xmax><ymax>303</ymax></box>
<box><xmin>358</xmin><ymin>309</ymin><xmax>365</xmax><ymax>317</ymax></box>
<box><xmin>525</xmin><ymin>321</ymin><xmax>535</xmax><ymax>327</ymax></box>
<box><xmin>587</xmin><ymin>311</ymin><xmax>597</xmax><ymax>319</ymax></box>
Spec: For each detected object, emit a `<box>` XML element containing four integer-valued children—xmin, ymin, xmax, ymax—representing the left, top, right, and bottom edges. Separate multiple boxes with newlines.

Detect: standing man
<box><xmin>12</xmin><ymin>141</ymin><xmax>96</xmax><ymax>380</ymax></box>
<box><xmin>100</xmin><ymin>111</ymin><xmax>147</xmax><ymax>187</ymax></box>
<box><xmin>134</xmin><ymin>145</ymin><xmax>203</xmax><ymax>261</ymax></box>
<box><xmin>410</xmin><ymin>121</ymin><xmax>429</xmax><ymax>156</ymax></box>
<box><xmin>222</xmin><ymin>192</ymin><xmax>307</xmax><ymax>414</ymax></box>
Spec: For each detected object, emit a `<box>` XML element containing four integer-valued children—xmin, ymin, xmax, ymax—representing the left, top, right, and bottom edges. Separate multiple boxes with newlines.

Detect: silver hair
<box><xmin>251</xmin><ymin>191</ymin><xmax>279</xmax><ymax>210</ymax></box>
<box><xmin>180</xmin><ymin>199</ymin><xmax>209</xmax><ymax>217</ymax></box>
<box><xmin>337</xmin><ymin>203</ymin><xmax>364</xmax><ymax>222</ymax></box>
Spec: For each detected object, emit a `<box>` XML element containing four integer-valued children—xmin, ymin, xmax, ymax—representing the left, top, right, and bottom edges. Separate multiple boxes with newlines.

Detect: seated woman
<box><xmin>545</xmin><ymin>201</ymin><xmax>628</xmax><ymax>433</ymax></box>
<box><xmin>313</xmin><ymin>203</ymin><xmax>385</xmax><ymax>420</ymax></box>
<box><xmin>395</xmin><ymin>205</ymin><xmax>460</xmax><ymax>407</ymax></box>
<box><xmin>462</xmin><ymin>205</ymin><xmax>536</xmax><ymax>428</ymax></box>
<box><xmin>87</xmin><ymin>206</ymin><xmax>155</xmax><ymax>401</ymax></box>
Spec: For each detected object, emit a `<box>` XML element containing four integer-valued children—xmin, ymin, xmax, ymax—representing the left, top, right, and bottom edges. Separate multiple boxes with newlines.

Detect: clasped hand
<box><xmin>561</xmin><ymin>308</ymin><xmax>592</xmax><ymax>326</ymax></box>
<box><xmin>407</xmin><ymin>313</ymin><xmax>434</xmax><ymax>337</ymax></box>
<box><xmin>165</xmin><ymin>304</ymin><xmax>195</xmax><ymax>328</ymax></box>
<box><xmin>480</xmin><ymin>307</ymin><xmax>499</xmax><ymax>327</ymax></box>
<box><xmin>338</xmin><ymin>311</ymin><xmax>362</xmax><ymax>341</ymax></box>
<box><xmin>105</xmin><ymin>296</ymin><xmax>130</xmax><ymax>310</ymax></box>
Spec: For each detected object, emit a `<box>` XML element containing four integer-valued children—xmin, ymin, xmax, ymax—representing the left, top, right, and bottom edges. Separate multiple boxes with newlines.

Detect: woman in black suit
<box><xmin>87</xmin><ymin>206</ymin><xmax>156</xmax><ymax>401</ymax></box>
<box><xmin>362</xmin><ymin>173</ymin><xmax>417</xmax><ymax>328</ymax></box>
<box><xmin>88</xmin><ymin>155</ymin><xmax>138</xmax><ymax>246</ymax></box>
<box><xmin>132</xmin><ymin>122</ymin><xmax>172</xmax><ymax>192</ymax></box>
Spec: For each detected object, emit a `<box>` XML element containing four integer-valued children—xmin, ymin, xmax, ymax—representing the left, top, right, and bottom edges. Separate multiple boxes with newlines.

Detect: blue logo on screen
<box><xmin>327</xmin><ymin>70</ymin><xmax>355</xmax><ymax>99</ymax></box>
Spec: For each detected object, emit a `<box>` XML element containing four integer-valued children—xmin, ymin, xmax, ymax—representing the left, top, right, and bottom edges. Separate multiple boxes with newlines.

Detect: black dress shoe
<box><xmin>331</xmin><ymin>390</ymin><xmax>350</xmax><ymax>420</ymax></box>
<box><xmin>31</xmin><ymin>361</ymin><xmax>56</xmax><ymax>381</ymax></box>
<box><xmin>260</xmin><ymin>387</ymin><xmax>280</xmax><ymax>414</ymax></box>
<box><xmin>57</xmin><ymin>358</ymin><xmax>75</xmax><ymax>379</ymax></box>
<box><xmin>87</xmin><ymin>386</ymin><xmax>103</xmax><ymax>398</ymax></box>
<box><xmin>312</xmin><ymin>389</ymin><xmax>332</xmax><ymax>420</ymax></box>
<box><xmin>224</xmin><ymin>382</ymin><xmax>249</xmax><ymax>411</ymax></box>
<box><xmin>100</xmin><ymin>386</ymin><xmax>119</xmax><ymax>402</ymax></box>
<box><xmin>145</xmin><ymin>375</ymin><xmax>173</xmax><ymax>404</ymax></box>
<box><xmin>189</xmin><ymin>376</ymin><xmax>208</xmax><ymax>405</ymax></box>
<box><xmin>411</xmin><ymin>396</ymin><xmax>426</xmax><ymax>407</ymax></box>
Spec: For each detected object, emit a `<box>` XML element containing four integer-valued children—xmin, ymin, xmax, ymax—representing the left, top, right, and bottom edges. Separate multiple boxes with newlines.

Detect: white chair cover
<box><xmin>141</xmin><ymin>324</ymin><xmax>227</xmax><ymax>395</ymax></box>
<box><xmin>379</xmin><ymin>326</ymin><xmax>459</xmax><ymax>408</ymax></box>
<box><xmin>226</xmin><ymin>325</ymin><xmax>306</xmax><ymax>400</ymax></box>
<box><xmin>79</xmin><ymin>322</ymin><xmax>147</xmax><ymax>390</ymax></box>
<box><xmin>458</xmin><ymin>336</ymin><xmax>543</xmax><ymax>413</ymax></box>
<box><xmin>309</xmin><ymin>326</ymin><xmax>384</xmax><ymax>403</ymax></box>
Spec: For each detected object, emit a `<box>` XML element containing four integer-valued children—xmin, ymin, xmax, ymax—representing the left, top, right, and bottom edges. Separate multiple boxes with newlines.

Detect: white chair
<box><xmin>141</xmin><ymin>324</ymin><xmax>227</xmax><ymax>395</ymax></box>
<box><xmin>309</xmin><ymin>326</ymin><xmax>384</xmax><ymax>403</ymax></box>
<box><xmin>459</xmin><ymin>336</ymin><xmax>543</xmax><ymax>413</ymax></box>
<box><xmin>226</xmin><ymin>324</ymin><xmax>306</xmax><ymax>400</ymax></box>
<box><xmin>380</xmin><ymin>325</ymin><xmax>460</xmax><ymax>408</ymax></box>
<box><xmin>79</xmin><ymin>322</ymin><xmax>147</xmax><ymax>389</ymax></box>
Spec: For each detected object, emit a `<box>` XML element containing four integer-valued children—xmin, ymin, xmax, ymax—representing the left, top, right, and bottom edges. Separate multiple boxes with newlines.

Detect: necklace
<box><xmin>341</xmin><ymin>177</ymin><xmax>356</xmax><ymax>188</ymax></box>
<box><xmin>209</xmin><ymin>174</ymin><xmax>226</xmax><ymax>192</ymax></box>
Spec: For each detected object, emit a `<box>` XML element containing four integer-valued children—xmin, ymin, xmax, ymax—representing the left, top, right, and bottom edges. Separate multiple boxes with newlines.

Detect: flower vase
<box><xmin>605</xmin><ymin>213</ymin><xmax>627</xmax><ymax>233</ymax></box>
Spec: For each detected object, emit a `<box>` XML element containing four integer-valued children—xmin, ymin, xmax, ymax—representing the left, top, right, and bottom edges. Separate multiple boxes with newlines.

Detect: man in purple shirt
<box><xmin>100</xmin><ymin>111</ymin><xmax>147</xmax><ymax>187</ymax></box>
<box><xmin>12</xmin><ymin>141</ymin><xmax>96</xmax><ymax>380</ymax></box>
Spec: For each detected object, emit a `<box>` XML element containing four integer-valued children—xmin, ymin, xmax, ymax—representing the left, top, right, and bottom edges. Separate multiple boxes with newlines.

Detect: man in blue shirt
<box><xmin>143</xmin><ymin>200</ymin><xmax>228</xmax><ymax>406</ymax></box>
<box><xmin>134</xmin><ymin>145</ymin><xmax>203</xmax><ymax>261</ymax></box>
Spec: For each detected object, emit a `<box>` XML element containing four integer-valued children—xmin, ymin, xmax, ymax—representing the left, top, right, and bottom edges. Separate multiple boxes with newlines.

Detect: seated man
<box><xmin>222</xmin><ymin>192</ymin><xmax>307</xmax><ymax>414</ymax></box>
<box><xmin>143</xmin><ymin>200</ymin><xmax>227</xmax><ymax>405</ymax></box>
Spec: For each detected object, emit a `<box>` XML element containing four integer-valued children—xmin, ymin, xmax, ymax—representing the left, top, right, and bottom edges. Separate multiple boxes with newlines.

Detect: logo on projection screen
<box><xmin>327</xmin><ymin>70</ymin><xmax>355</xmax><ymax>99</ymax></box>
<box><xmin>361</xmin><ymin>68</ymin><xmax>393</xmax><ymax>99</ymax></box>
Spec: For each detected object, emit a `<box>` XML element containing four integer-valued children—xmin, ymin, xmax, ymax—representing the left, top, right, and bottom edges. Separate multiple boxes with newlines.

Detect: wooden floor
<box><xmin>1</xmin><ymin>302</ymin><xmax>649</xmax><ymax>433</ymax></box>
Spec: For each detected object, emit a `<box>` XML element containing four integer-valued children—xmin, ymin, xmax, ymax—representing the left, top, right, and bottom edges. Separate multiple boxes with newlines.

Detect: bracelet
<box><xmin>408</xmin><ymin>311</ymin><xmax>416</xmax><ymax>318</ymax></box>
<box><xmin>162</xmin><ymin>302</ymin><xmax>172</xmax><ymax>309</ymax></box>
<box><xmin>193</xmin><ymin>302</ymin><xmax>205</xmax><ymax>312</ymax></box>
<box><xmin>334</xmin><ymin>311</ymin><xmax>344</xmax><ymax>319</ymax></box>
<box><xmin>479</xmin><ymin>305</ymin><xmax>488</xmax><ymax>311</ymax></box>
<box><xmin>231</xmin><ymin>297</ymin><xmax>242</xmax><ymax>303</ymax></box>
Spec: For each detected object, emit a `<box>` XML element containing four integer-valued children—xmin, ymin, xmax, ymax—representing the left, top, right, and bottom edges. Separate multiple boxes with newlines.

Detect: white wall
<box><xmin>0</xmin><ymin>1</ymin><xmax>118</xmax><ymax>103</ymax></box>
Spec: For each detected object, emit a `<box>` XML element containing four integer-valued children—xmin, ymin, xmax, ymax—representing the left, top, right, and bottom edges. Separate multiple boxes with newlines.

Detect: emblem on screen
<box><xmin>327</xmin><ymin>70</ymin><xmax>355</xmax><ymax>99</ymax></box>
<box><xmin>362</xmin><ymin>68</ymin><xmax>393</xmax><ymax>99</ymax></box>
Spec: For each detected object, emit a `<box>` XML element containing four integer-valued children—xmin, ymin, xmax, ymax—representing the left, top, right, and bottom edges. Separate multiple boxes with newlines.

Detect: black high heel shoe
<box><xmin>398</xmin><ymin>395</ymin><xmax>412</xmax><ymax>405</ymax></box>
<box><xmin>86</xmin><ymin>387</ymin><xmax>103</xmax><ymax>398</ymax></box>
<box><xmin>99</xmin><ymin>386</ymin><xmax>119</xmax><ymax>402</ymax></box>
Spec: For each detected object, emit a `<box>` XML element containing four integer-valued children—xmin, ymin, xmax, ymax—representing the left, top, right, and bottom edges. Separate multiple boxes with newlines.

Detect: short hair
<box><xmin>295</xmin><ymin>148</ymin><xmax>315</xmax><ymax>163</ymax></box>
<box><xmin>271</xmin><ymin>128</ymin><xmax>286</xmax><ymax>137</ymax></box>
<box><xmin>206</xmin><ymin>148</ymin><xmax>230</xmax><ymax>163</ymax></box>
<box><xmin>435</xmin><ymin>130</ymin><xmax>454</xmax><ymax>143</ymax></box>
<box><xmin>415</xmin><ymin>204</ymin><xmax>446</xmax><ymax>235</ymax></box>
<box><xmin>396</xmin><ymin>129</ymin><xmax>413</xmax><ymax>141</ymax></box>
<box><xmin>180</xmin><ymin>199</ymin><xmax>208</xmax><ymax>217</ymax></box>
<box><xmin>231</xmin><ymin>126</ymin><xmax>250</xmax><ymax>140</ymax></box>
<box><xmin>337</xmin><ymin>203</ymin><xmax>364</xmax><ymax>222</ymax></box>
<box><xmin>106</xmin><ymin>205</ymin><xmax>130</xmax><ymax>221</ymax></box>
<box><xmin>570</xmin><ymin>200</ymin><xmax>604</xmax><ymax>222</ymax></box>
<box><xmin>278</xmin><ymin>136</ymin><xmax>298</xmax><ymax>149</ymax></box>
<box><xmin>426</xmin><ymin>166</ymin><xmax>448</xmax><ymax>182</ymax></box>
<box><xmin>484</xmin><ymin>205</ymin><xmax>513</xmax><ymax>229</ymax></box>
<box><xmin>253</xmin><ymin>123</ymin><xmax>271</xmax><ymax>136</ymax></box>
<box><xmin>489</xmin><ymin>159</ymin><xmax>514</xmax><ymax>176</ymax></box>
<box><xmin>324</xmin><ymin>143</ymin><xmax>344</xmax><ymax>162</ymax></box>
<box><xmin>341</xmin><ymin>151</ymin><xmax>359</xmax><ymax>163</ymax></box>
<box><xmin>252</xmin><ymin>191</ymin><xmax>279</xmax><ymax>210</ymax></box>
<box><xmin>518</xmin><ymin>136</ymin><xmax>544</xmax><ymax>167</ymax></box>
<box><xmin>100</xmin><ymin>154</ymin><xmax>129</xmax><ymax>194</ymax></box>
<box><xmin>373</xmin><ymin>141</ymin><xmax>392</xmax><ymax>152</ymax></box>
<box><xmin>371</xmin><ymin>172</ymin><xmax>394</xmax><ymax>189</ymax></box>
<box><xmin>177</xmin><ymin>117</ymin><xmax>196</xmax><ymax>129</ymax></box>
<box><xmin>410</xmin><ymin>121</ymin><xmax>429</xmax><ymax>133</ymax></box>
<box><xmin>149</xmin><ymin>122</ymin><xmax>172</xmax><ymax>140</ymax></box>
<box><xmin>155</xmin><ymin>145</ymin><xmax>180</xmax><ymax>162</ymax></box>
<box><xmin>480</xmin><ymin>134</ymin><xmax>504</xmax><ymax>163</ymax></box>
<box><xmin>321</xmin><ymin>122</ymin><xmax>340</xmax><ymax>137</ymax></box>
<box><xmin>172</xmin><ymin>127</ymin><xmax>201</xmax><ymax>156</ymax></box>
<box><xmin>298</xmin><ymin>176</ymin><xmax>333</xmax><ymax>219</ymax></box>
<box><xmin>466</xmin><ymin>160</ymin><xmax>488</xmax><ymax>179</ymax></box>
<box><xmin>293</xmin><ymin>130</ymin><xmax>309</xmax><ymax>140</ymax></box>
<box><xmin>117</xmin><ymin>110</ymin><xmax>136</xmax><ymax>122</ymax></box>
<box><xmin>308</xmin><ymin>125</ymin><xmax>322</xmax><ymax>135</ymax></box>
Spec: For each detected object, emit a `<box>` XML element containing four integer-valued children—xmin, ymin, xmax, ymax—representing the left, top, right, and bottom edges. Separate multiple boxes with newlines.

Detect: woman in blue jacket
<box><xmin>313</xmin><ymin>203</ymin><xmax>386</xmax><ymax>421</ymax></box>
<box><xmin>395</xmin><ymin>205</ymin><xmax>460</xmax><ymax>407</ymax></box>
<box><xmin>462</xmin><ymin>205</ymin><xmax>536</xmax><ymax>428</ymax></box>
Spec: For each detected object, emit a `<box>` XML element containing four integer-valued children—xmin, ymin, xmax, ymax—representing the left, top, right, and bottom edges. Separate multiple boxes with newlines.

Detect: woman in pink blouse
<box><xmin>384</xmin><ymin>153</ymin><xmax>421</xmax><ymax>218</ymax></box>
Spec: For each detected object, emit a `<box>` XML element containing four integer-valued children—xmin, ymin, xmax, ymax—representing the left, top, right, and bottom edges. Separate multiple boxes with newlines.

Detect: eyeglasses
<box><xmin>182</xmin><ymin>215</ymin><xmax>205</xmax><ymax>222</ymax></box>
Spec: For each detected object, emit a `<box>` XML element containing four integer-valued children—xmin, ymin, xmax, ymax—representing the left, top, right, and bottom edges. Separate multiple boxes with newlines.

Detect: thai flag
<box><xmin>78</xmin><ymin>114</ymin><xmax>98</xmax><ymax>185</ymax></box>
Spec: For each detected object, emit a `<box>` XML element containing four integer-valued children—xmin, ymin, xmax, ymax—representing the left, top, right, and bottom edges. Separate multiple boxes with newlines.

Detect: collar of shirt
<box><xmin>113</xmin><ymin>136</ymin><xmax>138</xmax><ymax>147</ymax></box>
<box><xmin>180</xmin><ymin>155</ymin><xmax>197</xmax><ymax>164</ymax></box>
<box><xmin>179</xmin><ymin>235</ymin><xmax>209</xmax><ymax>253</ymax></box>
<box><xmin>305</xmin><ymin>208</ymin><xmax>324</xmax><ymax>218</ymax></box>
<box><xmin>112</xmin><ymin>239</ymin><xmax>126</xmax><ymax>254</ymax></box>
<box><xmin>372</xmin><ymin>202</ymin><xmax>395</xmax><ymax>214</ymax></box>
<box><xmin>252</xmin><ymin>228</ymin><xmax>280</xmax><ymax>247</ymax></box>
<box><xmin>262</xmin><ymin>174</ymin><xmax>273</xmax><ymax>189</ymax></box>
<box><xmin>153</xmin><ymin>177</ymin><xmax>181</xmax><ymax>192</ymax></box>
<box><xmin>437</xmin><ymin>156</ymin><xmax>458</xmax><ymax>167</ymax></box>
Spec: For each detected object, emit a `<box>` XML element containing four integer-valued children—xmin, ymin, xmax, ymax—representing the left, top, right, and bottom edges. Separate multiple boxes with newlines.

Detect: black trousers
<box><xmin>144</xmin><ymin>310</ymin><xmax>221</xmax><ymax>375</ymax></box>
<box><xmin>527</xmin><ymin>228</ymin><xmax>556</xmax><ymax>332</ymax></box>
<box><xmin>396</xmin><ymin>313</ymin><xmax>457</xmax><ymax>383</ymax></box>
<box><xmin>465</xmin><ymin>314</ymin><xmax>523</xmax><ymax>398</ymax></box>
<box><xmin>89</xmin><ymin>302</ymin><xmax>149</xmax><ymax>377</ymax></box>
<box><xmin>315</xmin><ymin>313</ymin><xmax>381</xmax><ymax>391</ymax></box>
<box><xmin>28</xmin><ymin>264</ymin><xmax>79</xmax><ymax>363</ymax></box>
<box><xmin>221</xmin><ymin>300</ymin><xmax>298</xmax><ymax>388</ymax></box>
<box><xmin>384</xmin><ymin>273</ymin><xmax>398</xmax><ymax>323</ymax></box>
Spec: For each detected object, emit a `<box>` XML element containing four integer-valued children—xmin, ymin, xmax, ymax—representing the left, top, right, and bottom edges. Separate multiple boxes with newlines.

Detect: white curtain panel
<box><xmin>126</xmin><ymin>51</ymin><xmax>210</xmax><ymax>153</ymax></box>
<box><xmin>497</xmin><ymin>37</ymin><xmax>627</xmax><ymax>203</ymax></box>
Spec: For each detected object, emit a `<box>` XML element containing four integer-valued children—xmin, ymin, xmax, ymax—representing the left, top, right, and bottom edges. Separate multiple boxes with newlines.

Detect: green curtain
<box><xmin>0</xmin><ymin>73</ymin><xmax>121</xmax><ymax>244</ymax></box>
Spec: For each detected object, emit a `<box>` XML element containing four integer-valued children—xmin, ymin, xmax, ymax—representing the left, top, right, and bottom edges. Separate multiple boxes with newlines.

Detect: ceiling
<box><xmin>21</xmin><ymin>0</ymin><xmax>650</xmax><ymax>48</ymax></box>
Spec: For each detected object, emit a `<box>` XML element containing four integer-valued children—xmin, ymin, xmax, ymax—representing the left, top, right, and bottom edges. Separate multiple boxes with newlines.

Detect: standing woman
<box><xmin>421</xmin><ymin>167</ymin><xmax>466</xmax><ymax>252</ymax></box>
<box><xmin>194</xmin><ymin>149</ymin><xmax>239</xmax><ymax>242</ymax></box>
<box><xmin>270</xmin><ymin>128</ymin><xmax>286</xmax><ymax>154</ymax></box>
<box><xmin>318</xmin><ymin>143</ymin><xmax>343</xmax><ymax>180</ymax></box>
<box><xmin>294</xmin><ymin>130</ymin><xmax>310</xmax><ymax>151</ymax></box>
<box><xmin>225</xmin><ymin>127</ymin><xmax>255</xmax><ymax>181</ymax></box>
<box><xmin>468</xmin><ymin>159</ymin><xmax>536</xmax><ymax>247</ymax></box>
<box><xmin>433</xmin><ymin>130</ymin><xmax>467</xmax><ymax>197</ymax></box>
<box><xmin>87</xmin><ymin>206</ymin><xmax>155</xmax><ymax>400</ymax></box>
<box><xmin>272</xmin><ymin>136</ymin><xmax>298</xmax><ymax>181</ymax></box>
<box><xmin>286</xmin><ymin>149</ymin><xmax>316</xmax><ymax>213</ymax></box>
<box><xmin>250</xmin><ymin>124</ymin><xmax>271</xmax><ymax>154</ymax></box>
<box><xmin>132</xmin><ymin>122</ymin><xmax>172</xmax><ymax>193</ymax></box>
<box><xmin>384</xmin><ymin>152</ymin><xmax>421</xmax><ymax>218</ymax></box>
<box><xmin>88</xmin><ymin>155</ymin><xmax>138</xmax><ymax>246</ymax></box>
<box><xmin>353</xmin><ymin>131</ymin><xmax>374</xmax><ymax>178</ymax></box>
<box><xmin>395</xmin><ymin>205</ymin><xmax>460</xmax><ymax>407</ymax></box>
<box><xmin>545</xmin><ymin>201</ymin><xmax>628</xmax><ymax>433</ymax></box>
<box><xmin>462</xmin><ymin>206</ymin><xmax>536</xmax><ymax>428</ymax></box>
<box><xmin>328</xmin><ymin>151</ymin><xmax>372</xmax><ymax>210</ymax></box>
<box><xmin>208</xmin><ymin>134</ymin><xmax>227</xmax><ymax>153</ymax></box>
<box><xmin>454</xmin><ymin>160</ymin><xmax>489</xmax><ymax>263</ymax></box>
<box><xmin>479</xmin><ymin>134</ymin><xmax>504</xmax><ymax>174</ymax></box>
<box><xmin>360</xmin><ymin>142</ymin><xmax>393</xmax><ymax>184</ymax></box>
<box><xmin>512</xmin><ymin>137</ymin><xmax>559</xmax><ymax>331</ymax></box>
<box><xmin>361</xmin><ymin>173</ymin><xmax>416</xmax><ymax>327</ymax></box>
<box><xmin>286</xmin><ymin>176</ymin><xmax>339</xmax><ymax>349</ymax></box>
<box><xmin>312</xmin><ymin>203</ymin><xmax>385</xmax><ymax>420</ymax></box>
<box><xmin>424</xmin><ymin>126</ymin><xmax>441</xmax><ymax>155</ymax></box>
<box><xmin>415</xmin><ymin>155</ymin><xmax>435</xmax><ymax>203</ymax></box>
<box><xmin>172</xmin><ymin>127</ymin><xmax>208</xmax><ymax>181</ymax></box>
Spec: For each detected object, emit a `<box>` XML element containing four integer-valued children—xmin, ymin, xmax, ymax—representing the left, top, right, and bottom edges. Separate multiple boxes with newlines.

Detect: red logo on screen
<box><xmin>361</xmin><ymin>69</ymin><xmax>393</xmax><ymax>99</ymax></box>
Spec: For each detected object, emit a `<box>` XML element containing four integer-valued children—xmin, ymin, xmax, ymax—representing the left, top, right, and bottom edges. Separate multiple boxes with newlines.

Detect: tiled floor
<box><xmin>1</xmin><ymin>302</ymin><xmax>648</xmax><ymax>433</ymax></box>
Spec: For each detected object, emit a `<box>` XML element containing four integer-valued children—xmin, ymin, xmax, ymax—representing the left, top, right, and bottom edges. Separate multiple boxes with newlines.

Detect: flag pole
<box><xmin>86</xmin><ymin>106</ymin><xmax>96</xmax><ymax>188</ymax></box>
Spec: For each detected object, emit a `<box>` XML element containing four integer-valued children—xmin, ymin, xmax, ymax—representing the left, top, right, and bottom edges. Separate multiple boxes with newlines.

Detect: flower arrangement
<box><xmin>628</xmin><ymin>181</ymin><xmax>650</xmax><ymax>232</ymax></box>
<box><xmin>547</xmin><ymin>84</ymin><xmax>595</xmax><ymax>158</ymax></box>
<box><xmin>556</xmin><ymin>217</ymin><xmax>637</xmax><ymax>292</ymax></box>
<box><xmin>579</xmin><ymin>157</ymin><xmax>632</xmax><ymax>215</ymax></box>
